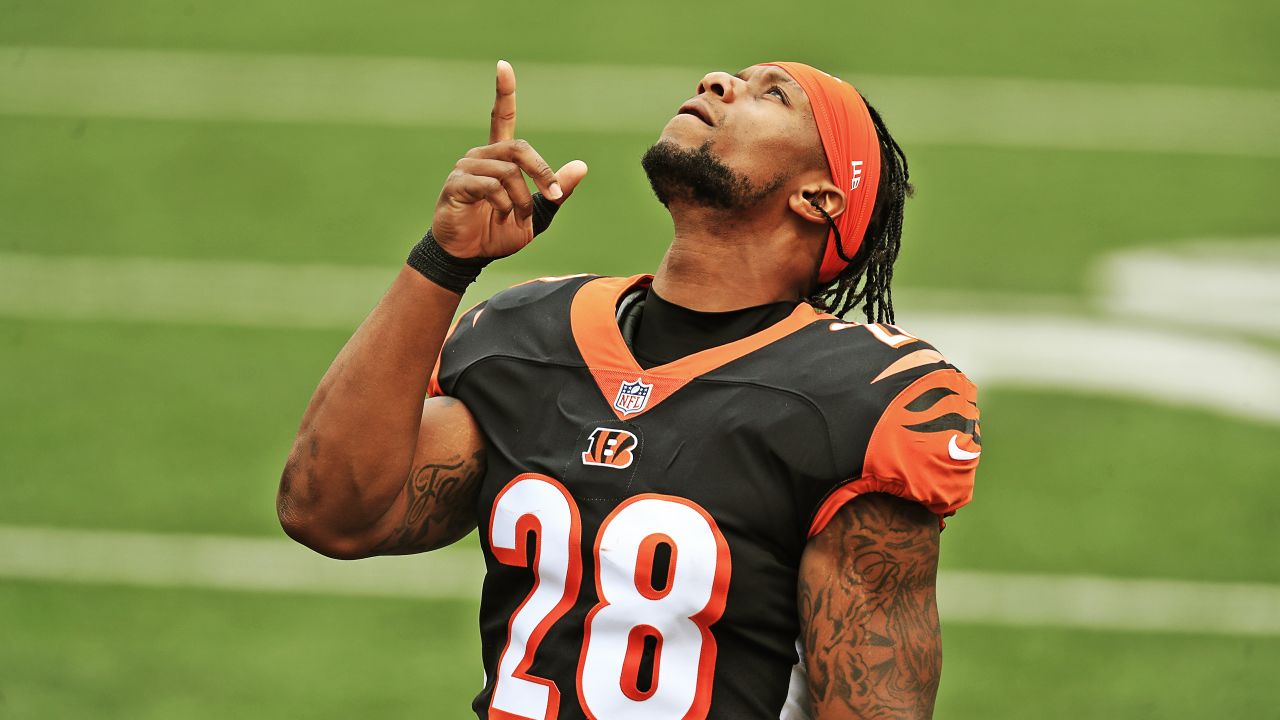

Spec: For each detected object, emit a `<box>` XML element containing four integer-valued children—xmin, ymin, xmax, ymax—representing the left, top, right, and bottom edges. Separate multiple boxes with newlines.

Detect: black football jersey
<box><xmin>428</xmin><ymin>274</ymin><xmax>980</xmax><ymax>720</ymax></box>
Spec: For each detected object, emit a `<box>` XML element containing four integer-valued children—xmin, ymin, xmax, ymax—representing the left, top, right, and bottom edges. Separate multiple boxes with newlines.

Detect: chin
<box><xmin>641</xmin><ymin>137</ymin><xmax>763</xmax><ymax>211</ymax></box>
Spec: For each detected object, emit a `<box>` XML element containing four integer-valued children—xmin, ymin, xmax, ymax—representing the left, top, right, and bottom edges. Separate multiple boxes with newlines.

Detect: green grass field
<box><xmin>2</xmin><ymin>0</ymin><xmax>1278</xmax><ymax>717</ymax></box>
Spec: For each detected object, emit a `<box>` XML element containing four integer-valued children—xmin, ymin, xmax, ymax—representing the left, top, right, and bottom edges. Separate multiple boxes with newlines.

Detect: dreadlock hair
<box><xmin>805</xmin><ymin>99</ymin><xmax>913</xmax><ymax>324</ymax></box>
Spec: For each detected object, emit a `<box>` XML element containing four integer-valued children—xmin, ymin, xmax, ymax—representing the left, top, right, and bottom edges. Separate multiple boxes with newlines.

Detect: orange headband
<box><xmin>764</xmin><ymin>62</ymin><xmax>881</xmax><ymax>284</ymax></box>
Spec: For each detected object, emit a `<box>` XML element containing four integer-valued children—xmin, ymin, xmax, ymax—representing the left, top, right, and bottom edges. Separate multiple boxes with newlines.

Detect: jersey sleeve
<box><xmin>809</xmin><ymin>367</ymin><xmax>980</xmax><ymax>536</ymax></box>
<box><xmin>427</xmin><ymin>300</ymin><xmax>489</xmax><ymax>398</ymax></box>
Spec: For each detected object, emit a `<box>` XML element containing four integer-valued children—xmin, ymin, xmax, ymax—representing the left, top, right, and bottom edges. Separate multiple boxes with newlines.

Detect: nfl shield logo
<box><xmin>613</xmin><ymin>378</ymin><xmax>653</xmax><ymax>416</ymax></box>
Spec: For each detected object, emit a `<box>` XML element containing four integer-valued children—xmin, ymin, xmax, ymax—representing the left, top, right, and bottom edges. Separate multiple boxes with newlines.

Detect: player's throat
<box><xmin>618</xmin><ymin>287</ymin><xmax>800</xmax><ymax>369</ymax></box>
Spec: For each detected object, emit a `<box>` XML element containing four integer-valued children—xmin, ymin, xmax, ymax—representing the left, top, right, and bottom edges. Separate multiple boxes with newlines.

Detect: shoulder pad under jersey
<box><xmin>428</xmin><ymin>274</ymin><xmax>596</xmax><ymax>397</ymax></box>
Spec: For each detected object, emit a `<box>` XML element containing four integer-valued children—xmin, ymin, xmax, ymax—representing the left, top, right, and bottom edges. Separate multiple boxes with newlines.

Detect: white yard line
<box><xmin>0</xmin><ymin>525</ymin><xmax>483</xmax><ymax>600</ymax></box>
<box><xmin>2</xmin><ymin>46</ymin><xmax>1278</xmax><ymax>157</ymax></box>
<box><xmin>1099</xmin><ymin>238</ymin><xmax>1280</xmax><ymax>338</ymax></box>
<box><xmin>3</xmin><ymin>251</ymin><xmax>1277</xmax><ymax>424</ymax></box>
<box><xmin>940</xmin><ymin>571</ymin><xmax>1280</xmax><ymax>637</ymax></box>
<box><xmin>3</xmin><ymin>525</ymin><xmax>1278</xmax><ymax>637</ymax></box>
<box><xmin>0</xmin><ymin>252</ymin><xmax>408</xmax><ymax>330</ymax></box>
<box><xmin>903</xmin><ymin>312</ymin><xmax>1280</xmax><ymax>425</ymax></box>
<box><xmin>0</xmin><ymin>252</ymin><xmax>528</xmax><ymax>330</ymax></box>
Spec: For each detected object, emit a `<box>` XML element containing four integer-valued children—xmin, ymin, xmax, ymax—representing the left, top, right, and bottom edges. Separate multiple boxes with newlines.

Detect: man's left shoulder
<box><xmin>776</xmin><ymin>318</ymin><xmax>976</xmax><ymax>404</ymax></box>
<box><xmin>793</xmin><ymin>320</ymin><xmax>981</xmax><ymax>532</ymax></box>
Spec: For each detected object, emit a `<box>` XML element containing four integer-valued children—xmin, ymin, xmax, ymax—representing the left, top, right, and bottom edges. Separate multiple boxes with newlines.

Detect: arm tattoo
<box><xmin>370</xmin><ymin>448</ymin><xmax>485</xmax><ymax>555</ymax></box>
<box><xmin>799</xmin><ymin>493</ymin><xmax>942</xmax><ymax>719</ymax></box>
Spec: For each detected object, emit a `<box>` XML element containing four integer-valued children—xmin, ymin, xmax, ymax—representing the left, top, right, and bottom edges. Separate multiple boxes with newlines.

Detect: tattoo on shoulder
<box><xmin>371</xmin><ymin>448</ymin><xmax>485</xmax><ymax>554</ymax></box>
<box><xmin>799</xmin><ymin>493</ymin><xmax>942</xmax><ymax>719</ymax></box>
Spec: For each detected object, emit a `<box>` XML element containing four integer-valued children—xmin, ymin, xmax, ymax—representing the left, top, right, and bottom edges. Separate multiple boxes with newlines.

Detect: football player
<box><xmin>278</xmin><ymin>59</ymin><xmax>980</xmax><ymax>719</ymax></box>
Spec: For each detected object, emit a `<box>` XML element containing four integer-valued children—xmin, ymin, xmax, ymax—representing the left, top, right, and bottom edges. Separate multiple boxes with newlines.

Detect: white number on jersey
<box><xmin>487</xmin><ymin>477</ymin><xmax>731</xmax><ymax>720</ymax></box>
<box><xmin>489</xmin><ymin>474</ymin><xmax>582</xmax><ymax>719</ymax></box>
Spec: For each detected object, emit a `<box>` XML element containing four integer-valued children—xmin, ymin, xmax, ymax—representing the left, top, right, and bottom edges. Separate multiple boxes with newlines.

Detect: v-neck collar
<box><xmin>570</xmin><ymin>274</ymin><xmax>831</xmax><ymax>420</ymax></box>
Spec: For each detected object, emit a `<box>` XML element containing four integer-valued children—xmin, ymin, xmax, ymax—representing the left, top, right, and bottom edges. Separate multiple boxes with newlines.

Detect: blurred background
<box><xmin>2</xmin><ymin>0</ymin><xmax>1278</xmax><ymax>717</ymax></box>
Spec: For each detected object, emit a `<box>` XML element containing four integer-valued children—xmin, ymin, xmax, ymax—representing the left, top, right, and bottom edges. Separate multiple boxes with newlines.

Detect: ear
<box><xmin>788</xmin><ymin>180</ymin><xmax>847</xmax><ymax>227</ymax></box>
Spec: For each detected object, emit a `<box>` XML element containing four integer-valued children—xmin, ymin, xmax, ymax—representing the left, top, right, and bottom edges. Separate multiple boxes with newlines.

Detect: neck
<box><xmin>650</xmin><ymin>202</ymin><xmax>820</xmax><ymax>311</ymax></box>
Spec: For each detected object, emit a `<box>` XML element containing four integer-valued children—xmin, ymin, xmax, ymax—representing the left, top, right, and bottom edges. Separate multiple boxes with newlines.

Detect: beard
<box><xmin>641</xmin><ymin>139</ymin><xmax>783</xmax><ymax>211</ymax></box>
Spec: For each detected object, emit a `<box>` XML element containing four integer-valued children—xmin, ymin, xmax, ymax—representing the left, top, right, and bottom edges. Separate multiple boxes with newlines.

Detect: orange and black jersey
<box><xmin>429</xmin><ymin>274</ymin><xmax>980</xmax><ymax>720</ymax></box>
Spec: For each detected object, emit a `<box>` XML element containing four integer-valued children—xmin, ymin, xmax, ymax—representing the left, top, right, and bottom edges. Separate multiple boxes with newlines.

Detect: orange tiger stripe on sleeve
<box><xmin>810</xmin><ymin>368</ymin><xmax>980</xmax><ymax>536</ymax></box>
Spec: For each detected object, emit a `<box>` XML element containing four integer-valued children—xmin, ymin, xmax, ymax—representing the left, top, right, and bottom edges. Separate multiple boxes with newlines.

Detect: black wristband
<box><xmin>408</xmin><ymin>192</ymin><xmax>562</xmax><ymax>293</ymax></box>
<box><xmin>406</xmin><ymin>229</ymin><xmax>494</xmax><ymax>294</ymax></box>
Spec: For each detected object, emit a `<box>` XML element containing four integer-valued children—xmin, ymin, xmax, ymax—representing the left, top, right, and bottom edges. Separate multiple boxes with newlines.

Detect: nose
<box><xmin>696</xmin><ymin>71</ymin><xmax>739</xmax><ymax>102</ymax></box>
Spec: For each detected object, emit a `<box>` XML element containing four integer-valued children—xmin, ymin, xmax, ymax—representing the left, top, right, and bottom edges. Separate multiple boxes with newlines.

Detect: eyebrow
<box><xmin>735</xmin><ymin>68</ymin><xmax>801</xmax><ymax>88</ymax></box>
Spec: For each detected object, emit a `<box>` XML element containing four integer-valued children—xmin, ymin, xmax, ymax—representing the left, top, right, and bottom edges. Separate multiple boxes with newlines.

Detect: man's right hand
<box><xmin>432</xmin><ymin>60</ymin><xmax>589</xmax><ymax>260</ymax></box>
<box><xmin>280</xmin><ymin>60</ymin><xmax>586</xmax><ymax>560</ymax></box>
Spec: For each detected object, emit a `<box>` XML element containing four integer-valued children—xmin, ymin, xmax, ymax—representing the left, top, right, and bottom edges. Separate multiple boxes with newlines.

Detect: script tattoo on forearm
<box><xmin>799</xmin><ymin>493</ymin><xmax>942</xmax><ymax>719</ymax></box>
<box><xmin>371</xmin><ymin>448</ymin><xmax>485</xmax><ymax>555</ymax></box>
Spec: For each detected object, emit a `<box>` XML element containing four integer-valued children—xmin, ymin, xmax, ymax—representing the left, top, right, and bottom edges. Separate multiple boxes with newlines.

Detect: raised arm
<box><xmin>276</xmin><ymin>280</ymin><xmax>484</xmax><ymax>559</ymax></box>
<box><xmin>276</xmin><ymin>61</ymin><xmax>587</xmax><ymax>559</ymax></box>
<box><xmin>798</xmin><ymin>493</ymin><xmax>942</xmax><ymax>719</ymax></box>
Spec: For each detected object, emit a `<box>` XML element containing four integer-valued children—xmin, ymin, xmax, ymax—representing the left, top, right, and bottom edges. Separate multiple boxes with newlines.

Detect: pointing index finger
<box><xmin>489</xmin><ymin>60</ymin><xmax>517</xmax><ymax>144</ymax></box>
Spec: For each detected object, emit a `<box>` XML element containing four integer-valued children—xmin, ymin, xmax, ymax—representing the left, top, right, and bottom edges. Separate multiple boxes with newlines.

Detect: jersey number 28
<box><xmin>488</xmin><ymin>473</ymin><xmax>731</xmax><ymax>720</ymax></box>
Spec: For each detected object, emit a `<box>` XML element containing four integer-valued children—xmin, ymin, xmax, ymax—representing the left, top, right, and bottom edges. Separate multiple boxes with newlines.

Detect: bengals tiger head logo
<box><xmin>581</xmin><ymin>427</ymin><xmax>639</xmax><ymax>469</ymax></box>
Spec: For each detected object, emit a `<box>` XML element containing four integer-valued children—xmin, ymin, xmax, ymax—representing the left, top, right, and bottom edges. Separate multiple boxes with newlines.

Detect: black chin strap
<box><xmin>810</xmin><ymin>199</ymin><xmax>853</xmax><ymax>263</ymax></box>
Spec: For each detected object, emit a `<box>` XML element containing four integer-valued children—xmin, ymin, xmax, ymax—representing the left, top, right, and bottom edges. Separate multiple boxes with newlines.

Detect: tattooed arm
<box><xmin>277</xmin><ymin>268</ymin><xmax>485</xmax><ymax>559</ymax></box>
<box><xmin>798</xmin><ymin>492</ymin><xmax>942</xmax><ymax>719</ymax></box>
<box><xmin>362</xmin><ymin>397</ymin><xmax>485</xmax><ymax>556</ymax></box>
<box><xmin>279</xmin><ymin>62</ymin><xmax>591</xmax><ymax>559</ymax></box>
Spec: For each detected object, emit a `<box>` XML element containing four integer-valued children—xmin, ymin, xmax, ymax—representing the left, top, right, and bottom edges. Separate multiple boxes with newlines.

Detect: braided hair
<box><xmin>806</xmin><ymin>100</ymin><xmax>913</xmax><ymax>323</ymax></box>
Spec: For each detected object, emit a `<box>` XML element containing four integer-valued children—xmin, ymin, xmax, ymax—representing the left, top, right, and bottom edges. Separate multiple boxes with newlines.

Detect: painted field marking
<box><xmin>0</xmin><ymin>252</ymin><xmax>404</xmax><ymax>330</ymax></box>
<box><xmin>903</xmin><ymin>312</ymin><xmax>1280</xmax><ymax>425</ymax></box>
<box><xmin>0</xmin><ymin>525</ymin><xmax>484</xmax><ymax>601</ymax></box>
<box><xmin>940</xmin><ymin>570</ymin><xmax>1280</xmax><ymax>637</ymax></box>
<box><xmin>3</xmin><ymin>250</ymin><xmax>1278</xmax><ymax>424</ymax></box>
<box><xmin>2</xmin><ymin>525</ymin><xmax>1278</xmax><ymax>637</ymax></box>
<box><xmin>2</xmin><ymin>46</ymin><xmax>1278</xmax><ymax>157</ymax></box>
<box><xmin>1099</xmin><ymin>238</ymin><xmax>1280</xmax><ymax>338</ymax></box>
